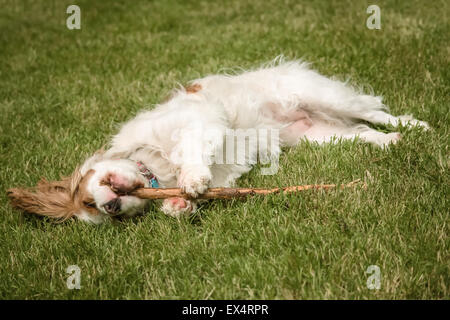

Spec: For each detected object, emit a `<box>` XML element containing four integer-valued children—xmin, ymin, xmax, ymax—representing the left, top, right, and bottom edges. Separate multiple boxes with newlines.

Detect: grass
<box><xmin>0</xmin><ymin>0</ymin><xmax>448</xmax><ymax>299</ymax></box>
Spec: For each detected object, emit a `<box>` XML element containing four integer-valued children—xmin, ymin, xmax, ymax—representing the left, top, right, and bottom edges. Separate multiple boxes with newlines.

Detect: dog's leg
<box><xmin>177</xmin><ymin>164</ymin><xmax>212</xmax><ymax>198</ymax></box>
<box><xmin>170</xmin><ymin>125</ymin><xmax>225</xmax><ymax>197</ymax></box>
<box><xmin>344</xmin><ymin>129</ymin><xmax>402</xmax><ymax>147</ymax></box>
<box><xmin>317</xmin><ymin>93</ymin><xmax>428</xmax><ymax>130</ymax></box>
<box><xmin>268</xmin><ymin>64</ymin><xmax>429</xmax><ymax>130</ymax></box>
<box><xmin>288</xmin><ymin>118</ymin><xmax>402</xmax><ymax>147</ymax></box>
<box><xmin>354</xmin><ymin>108</ymin><xmax>429</xmax><ymax>129</ymax></box>
<box><xmin>323</xmin><ymin>93</ymin><xmax>429</xmax><ymax>129</ymax></box>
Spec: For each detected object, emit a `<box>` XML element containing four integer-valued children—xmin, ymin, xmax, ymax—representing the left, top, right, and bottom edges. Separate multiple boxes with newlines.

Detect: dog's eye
<box><xmin>84</xmin><ymin>201</ymin><xmax>96</xmax><ymax>208</ymax></box>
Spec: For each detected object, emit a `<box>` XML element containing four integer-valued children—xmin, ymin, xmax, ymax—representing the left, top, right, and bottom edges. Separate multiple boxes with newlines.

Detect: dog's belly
<box><xmin>195</xmin><ymin>77</ymin><xmax>290</xmax><ymax>131</ymax></box>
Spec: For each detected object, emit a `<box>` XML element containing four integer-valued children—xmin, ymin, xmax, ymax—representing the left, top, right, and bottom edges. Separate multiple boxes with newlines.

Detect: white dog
<box><xmin>8</xmin><ymin>59</ymin><xmax>428</xmax><ymax>223</ymax></box>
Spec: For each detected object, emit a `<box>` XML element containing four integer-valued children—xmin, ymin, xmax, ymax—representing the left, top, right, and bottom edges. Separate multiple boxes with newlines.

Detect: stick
<box><xmin>131</xmin><ymin>179</ymin><xmax>362</xmax><ymax>200</ymax></box>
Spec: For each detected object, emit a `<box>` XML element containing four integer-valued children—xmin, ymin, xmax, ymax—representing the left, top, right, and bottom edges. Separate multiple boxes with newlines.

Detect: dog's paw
<box><xmin>398</xmin><ymin>115</ymin><xmax>430</xmax><ymax>130</ymax></box>
<box><xmin>382</xmin><ymin>132</ymin><xmax>402</xmax><ymax>147</ymax></box>
<box><xmin>161</xmin><ymin>197</ymin><xmax>196</xmax><ymax>218</ymax></box>
<box><xmin>178</xmin><ymin>165</ymin><xmax>211</xmax><ymax>198</ymax></box>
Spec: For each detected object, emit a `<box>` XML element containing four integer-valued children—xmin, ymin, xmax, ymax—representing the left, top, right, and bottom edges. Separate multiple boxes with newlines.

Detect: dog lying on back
<box><xmin>8</xmin><ymin>59</ymin><xmax>428</xmax><ymax>224</ymax></box>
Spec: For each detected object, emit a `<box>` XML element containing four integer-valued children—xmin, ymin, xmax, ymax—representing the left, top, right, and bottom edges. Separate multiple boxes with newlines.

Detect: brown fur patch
<box><xmin>75</xmin><ymin>169</ymin><xmax>99</xmax><ymax>216</ymax></box>
<box><xmin>161</xmin><ymin>83</ymin><xmax>203</xmax><ymax>103</ymax></box>
<box><xmin>185</xmin><ymin>83</ymin><xmax>202</xmax><ymax>94</ymax></box>
<box><xmin>7</xmin><ymin>168</ymin><xmax>98</xmax><ymax>222</ymax></box>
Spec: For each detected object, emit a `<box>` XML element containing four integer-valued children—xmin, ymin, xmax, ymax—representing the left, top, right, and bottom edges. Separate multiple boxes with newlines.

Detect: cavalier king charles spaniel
<box><xmin>8</xmin><ymin>58</ymin><xmax>428</xmax><ymax>223</ymax></box>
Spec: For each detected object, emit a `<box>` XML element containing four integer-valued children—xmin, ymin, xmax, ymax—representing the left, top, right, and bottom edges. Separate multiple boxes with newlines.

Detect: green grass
<box><xmin>0</xmin><ymin>0</ymin><xmax>448</xmax><ymax>299</ymax></box>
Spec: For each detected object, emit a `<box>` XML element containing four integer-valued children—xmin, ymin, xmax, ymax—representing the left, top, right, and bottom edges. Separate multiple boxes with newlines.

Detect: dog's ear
<box><xmin>7</xmin><ymin>170</ymin><xmax>83</xmax><ymax>222</ymax></box>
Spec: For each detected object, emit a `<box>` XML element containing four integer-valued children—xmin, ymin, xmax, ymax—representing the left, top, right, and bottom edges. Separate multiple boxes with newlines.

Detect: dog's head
<box><xmin>7</xmin><ymin>156</ymin><xmax>150</xmax><ymax>224</ymax></box>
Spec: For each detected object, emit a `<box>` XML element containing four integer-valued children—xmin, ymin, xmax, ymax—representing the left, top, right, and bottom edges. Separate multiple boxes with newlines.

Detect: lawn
<box><xmin>0</xmin><ymin>0</ymin><xmax>448</xmax><ymax>299</ymax></box>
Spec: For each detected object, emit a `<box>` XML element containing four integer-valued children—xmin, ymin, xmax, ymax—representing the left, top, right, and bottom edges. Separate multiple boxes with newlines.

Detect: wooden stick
<box><xmin>131</xmin><ymin>179</ymin><xmax>362</xmax><ymax>200</ymax></box>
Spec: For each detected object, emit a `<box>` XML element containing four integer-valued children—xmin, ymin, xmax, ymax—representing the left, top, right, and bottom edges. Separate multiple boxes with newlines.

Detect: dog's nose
<box><xmin>103</xmin><ymin>198</ymin><xmax>121</xmax><ymax>214</ymax></box>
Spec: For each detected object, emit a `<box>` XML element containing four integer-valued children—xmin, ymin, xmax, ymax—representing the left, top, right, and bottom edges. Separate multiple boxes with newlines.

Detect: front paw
<box><xmin>161</xmin><ymin>197</ymin><xmax>196</xmax><ymax>218</ymax></box>
<box><xmin>177</xmin><ymin>165</ymin><xmax>211</xmax><ymax>198</ymax></box>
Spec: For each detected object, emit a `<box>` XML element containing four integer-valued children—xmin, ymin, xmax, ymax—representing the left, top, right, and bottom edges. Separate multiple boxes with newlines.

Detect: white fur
<box><xmin>77</xmin><ymin>58</ymin><xmax>428</xmax><ymax>223</ymax></box>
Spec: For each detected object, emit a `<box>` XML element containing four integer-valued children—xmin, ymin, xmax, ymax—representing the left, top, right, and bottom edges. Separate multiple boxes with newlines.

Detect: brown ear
<box><xmin>7</xmin><ymin>170</ymin><xmax>83</xmax><ymax>222</ymax></box>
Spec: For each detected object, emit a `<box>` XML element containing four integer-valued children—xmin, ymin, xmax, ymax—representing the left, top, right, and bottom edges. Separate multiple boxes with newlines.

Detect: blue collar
<box><xmin>136</xmin><ymin>161</ymin><xmax>159</xmax><ymax>188</ymax></box>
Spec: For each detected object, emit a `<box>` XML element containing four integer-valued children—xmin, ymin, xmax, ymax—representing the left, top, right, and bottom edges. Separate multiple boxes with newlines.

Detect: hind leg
<box><xmin>275</xmin><ymin>105</ymin><xmax>402</xmax><ymax>148</ymax></box>
<box><xmin>295</xmin><ymin>120</ymin><xmax>402</xmax><ymax>148</ymax></box>
<box><xmin>262</xmin><ymin>62</ymin><xmax>429</xmax><ymax>131</ymax></box>
<box><xmin>355</xmin><ymin>108</ymin><xmax>429</xmax><ymax>130</ymax></box>
<box><xmin>315</xmin><ymin>93</ymin><xmax>429</xmax><ymax>130</ymax></box>
<box><xmin>346</xmin><ymin>129</ymin><xmax>402</xmax><ymax>147</ymax></box>
<box><xmin>332</xmin><ymin>94</ymin><xmax>429</xmax><ymax>129</ymax></box>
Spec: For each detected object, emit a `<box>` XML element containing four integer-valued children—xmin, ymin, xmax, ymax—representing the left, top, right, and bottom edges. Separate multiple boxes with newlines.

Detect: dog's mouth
<box><xmin>98</xmin><ymin>176</ymin><xmax>143</xmax><ymax>216</ymax></box>
<box><xmin>98</xmin><ymin>161</ymin><xmax>158</xmax><ymax>196</ymax></box>
<box><xmin>99</xmin><ymin>180</ymin><xmax>136</xmax><ymax>196</ymax></box>
<box><xmin>99</xmin><ymin>174</ymin><xmax>144</xmax><ymax>196</ymax></box>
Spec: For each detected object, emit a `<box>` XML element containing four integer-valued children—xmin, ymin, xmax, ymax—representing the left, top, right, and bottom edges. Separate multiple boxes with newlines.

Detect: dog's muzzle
<box><xmin>103</xmin><ymin>198</ymin><xmax>121</xmax><ymax>215</ymax></box>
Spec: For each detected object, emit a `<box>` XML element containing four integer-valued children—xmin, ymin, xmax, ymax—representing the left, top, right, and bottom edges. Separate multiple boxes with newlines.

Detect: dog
<box><xmin>8</xmin><ymin>58</ymin><xmax>428</xmax><ymax>224</ymax></box>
